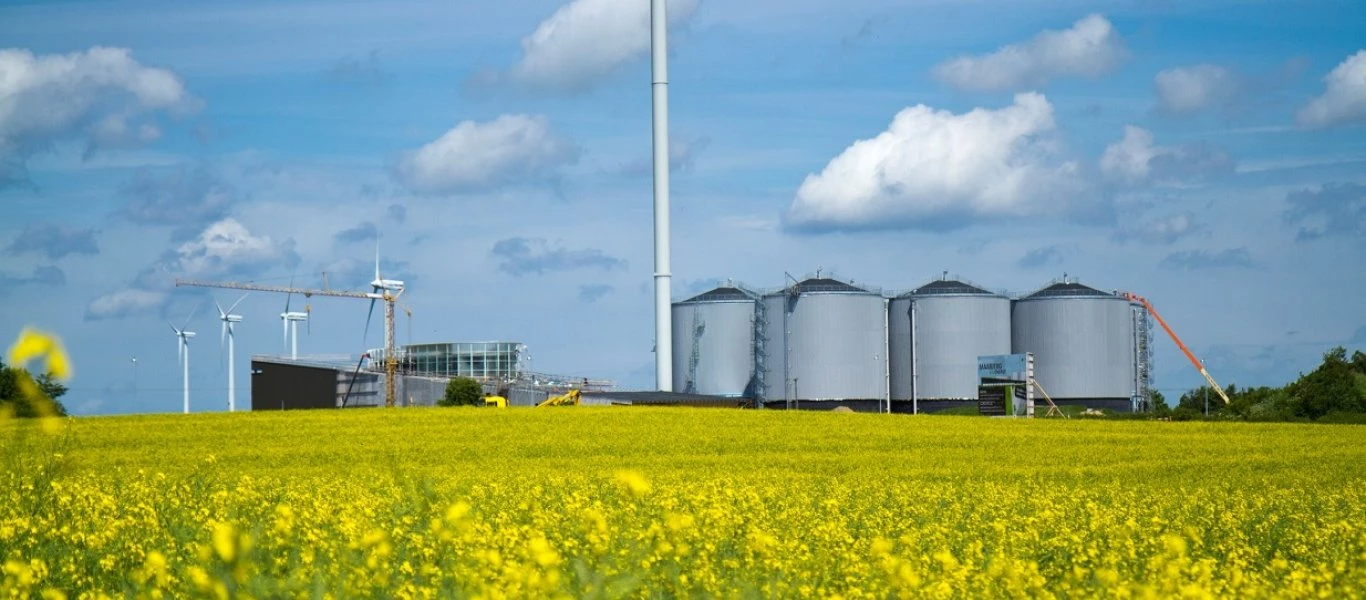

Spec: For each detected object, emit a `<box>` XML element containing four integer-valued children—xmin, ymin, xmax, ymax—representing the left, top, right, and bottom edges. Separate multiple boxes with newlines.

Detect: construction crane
<box><xmin>1123</xmin><ymin>292</ymin><xmax>1231</xmax><ymax>405</ymax></box>
<box><xmin>176</xmin><ymin>269</ymin><xmax>406</xmax><ymax>408</ymax></box>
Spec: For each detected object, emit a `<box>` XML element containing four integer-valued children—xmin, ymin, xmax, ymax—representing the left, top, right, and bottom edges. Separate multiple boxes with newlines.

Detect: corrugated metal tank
<box><xmin>671</xmin><ymin>285</ymin><xmax>758</xmax><ymax>397</ymax></box>
<box><xmin>889</xmin><ymin>278</ymin><xmax>1012</xmax><ymax>401</ymax></box>
<box><xmin>760</xmin><ymin>278</ymin><xmax>887</xmax><ymax>401</ymax></box>
<box><xmin>1012</xmin><ymin>280</ymin><xmax>1137</xmax><ymax>401</ymax></box>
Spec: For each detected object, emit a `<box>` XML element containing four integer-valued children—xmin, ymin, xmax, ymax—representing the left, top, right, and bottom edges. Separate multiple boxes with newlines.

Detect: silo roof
<box><xmin>903</xmin><ymin>278</ymin><xmax>995</xmax><ymax>297</ymax></box>
<box><xmin>789</xmin><ymin>277</ymin><xmax>874</xmax><ymax>294</ymax></box>
<box><xmin>1024</xmin><ymin>281</ymin><xmax>1114</xmax><ymax>299</ymax></box>
<box><xmin>681</xmin><ymin>286</ymin><xmax>757</xmax><ymax>303</ymax></box>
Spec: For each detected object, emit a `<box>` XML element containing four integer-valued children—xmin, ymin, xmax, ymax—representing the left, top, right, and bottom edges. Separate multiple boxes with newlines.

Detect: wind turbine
<box><xmin>169</xmin><ymin>308</ymin><xmax>198</xmax><ymax>414</ymax></box>
<box><xmin>216</xmin><ymin>294</ymin><xmax>248</xmax><ymax>412</ymax></box>
<box><xmin>361</xmin><ymin>244</ymin><xmax>405</xmax><ymax>407</ymax></box>
<box><xmin>280</xmin><ymin>288</ymin><xmax>308</xmax><ymax>359</ymax></box>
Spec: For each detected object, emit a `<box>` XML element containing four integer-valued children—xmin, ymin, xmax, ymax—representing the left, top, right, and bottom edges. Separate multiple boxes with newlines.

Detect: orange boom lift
<box><xmin>1124</xmin><ymin>292</ymin><xmax>1231</xmax><ymax>405</ymax></box>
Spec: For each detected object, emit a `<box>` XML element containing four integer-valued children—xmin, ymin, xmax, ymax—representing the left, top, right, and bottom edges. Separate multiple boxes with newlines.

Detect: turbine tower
<box><xmin>169</xmin><ymin>309</ymin><xmax>197</xmax><ymax>414</ymax></box>
<box><xmin>280</xmin><ymin>290</ymin><xmax>308</xmax><ymax>359</ymax></box>
<box><xmin>651</xmin><ymin>0</ymin><xmax>673</xmax><ymax>391</ymax></box>
<box><xmin>216</xmin><ymin>294</ymin><xmax>248</xmax><ymax>412</ymax></box>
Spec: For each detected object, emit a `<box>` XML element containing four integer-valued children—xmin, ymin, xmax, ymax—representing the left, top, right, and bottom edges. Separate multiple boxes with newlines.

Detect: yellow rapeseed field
<box><xmin>1</xmin><ymin>408</ymin><xmax>1363</xmax><ymax>598</ymax></box>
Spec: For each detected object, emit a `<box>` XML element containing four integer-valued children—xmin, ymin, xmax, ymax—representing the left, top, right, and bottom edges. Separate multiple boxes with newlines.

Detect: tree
<box><xmin>1150</xmin><ymin>391</ymin><xmax>1171</xmax><ymax>418</ymax></box>
<box><xmin>1288</xmin><ymin>347</ymin><xmax>1364</xmax><ymax>419</ymax></box>
<box><xmin>0</xmin><ymin>359</ymin><xmax>69</xmax><ymax>418</ymax></box>
<box><xmin>441</xmin><ymin>377</ymin><xmax>482</xmax><ymax>407</ymax></box>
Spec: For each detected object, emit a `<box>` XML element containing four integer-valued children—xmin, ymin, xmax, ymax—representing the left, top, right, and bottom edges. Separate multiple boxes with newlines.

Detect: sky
<box><xmin>1</xmin><ymin>0</ymin><xmax>1364</xmax><ymax>415</ymax></box>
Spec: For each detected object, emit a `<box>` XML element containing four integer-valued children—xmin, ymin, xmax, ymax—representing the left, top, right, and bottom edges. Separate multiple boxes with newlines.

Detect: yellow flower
<box><xmin>614</xmin><ymin>471</ymin><xmax>651</xmax><ymax>497</ymax></box>
<box><xmin>7</xmin><ymin>327</ymin><xmax>72</xmax><ymax>380</ymax></box>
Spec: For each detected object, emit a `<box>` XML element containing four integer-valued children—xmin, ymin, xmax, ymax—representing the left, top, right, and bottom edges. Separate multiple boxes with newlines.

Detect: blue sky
<box><xmin>1</xmin><ymin>0</ymin><xmax>1364</xmax><ymax>414</ymax></box>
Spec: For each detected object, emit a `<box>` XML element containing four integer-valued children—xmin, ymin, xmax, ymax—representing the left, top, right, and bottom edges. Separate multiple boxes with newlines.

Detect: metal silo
<box><xmin>1012</xmin><ymin>278</ymin><xmax>1141</xmax><ymax>411</ymax></box>
<box><xmin>671</xmin><ymin>284</ymin><xmax>759</xmax><ymax>397</ymax></box>
<box><xmin>760</xmin><ymin>277</ymin><xmax>888</xmax><ymax>404</ymax></box>
<box><xmin>889</xmin><ymin>277</ymin><xmax>1011</xmax><ymax>403</ymax></box>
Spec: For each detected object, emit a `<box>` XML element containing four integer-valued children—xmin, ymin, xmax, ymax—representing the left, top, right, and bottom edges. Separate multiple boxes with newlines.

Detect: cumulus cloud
<box><xmin>0</xmin><ymin>265</ymin><xmax>66</xmax><ymax>294</ymax></box>
<box><xmin>1113</xmin><ymin>212</ymin><xmax>1201</xmax><ymax>244</ymax></box>
<box><xmin>1154</xmin><ymin>64</ymin><xmax>1240</xmax><ymax>113</ymax></box>
<box><xmin>1159</xmin><ymin>248</ymin><xmax>1259</xmax><ymax>270</ymax></box>
<box><xmin>490</xmin><ymin>237</ymin><xmax>625</xmax><ymax>276</ymax></box>
<box><xmin>487</xmin><ymin>0</ymin><xmax>699</xmax><ymax>93</ymax></box>
<box><xmin>786</xmin><ymin>93</ymin><xmax>1086</xmax><ymax>232</ymax></box>
<box><xmin>932</xmin><ymin>14</ymin><xmax>1126</xmax><ymax>92</ymax></box>
<box><xmin>1298</xmin><ymin>50</ymin><xmax>1366</xmax><ymax>128</ymax></box>
<box><xmin>395</xmin><ymin>115</ymin><xmax>579</xmax><ymax>194</ymax></box>
<box><xmin>1100</xmin><ymin>126</ymin><xmax>1233</xmax><ymax>185</ymax></box>
<box><xmin>119</xmin><ymin>167</ymin><xmax>234</xmax><ymax>240</ymax></box>
<box><xmin>86</xmin><ymin>218</ymin><xmax>299</xmax><ymax>320</ymax></box>
<box><xmin>5</xmin><ymin>223</ymin><xmax>99</xmax><ymax>259</ymax></box>
<box><xmin>1283</xmin><ymin>182</ymin><xmax>1365</xmax><ymax>241</ymax></box>
<box><xmin>0</xmin><ymin>47</ymin><xmax>196</xmax><ymax>186</ymax></box>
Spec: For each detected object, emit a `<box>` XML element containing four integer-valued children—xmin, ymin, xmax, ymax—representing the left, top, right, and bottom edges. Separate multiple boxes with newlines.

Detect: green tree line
<box><xmin>1151</xmin><ymin>347</ymin><xmax>1366</xmax><ymax>423</ymax></box>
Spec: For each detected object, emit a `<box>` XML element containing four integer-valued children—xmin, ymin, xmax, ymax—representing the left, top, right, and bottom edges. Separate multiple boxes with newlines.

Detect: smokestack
<box><xmin>651</xmin><ymin>0</ymin><xmax>673</xmax><ymax>391</ymax></box>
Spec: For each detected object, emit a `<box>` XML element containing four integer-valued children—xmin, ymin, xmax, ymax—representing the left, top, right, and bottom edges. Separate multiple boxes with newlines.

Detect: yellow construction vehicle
<box><xmin>482</xmin><ymin>394</ymin><xmax>507</xmax><ymax>408</ymax></box>
<box><xmin>537</xmin><ymin>389</ymin><xmax>581</xmax><ymax>407</ymax></box>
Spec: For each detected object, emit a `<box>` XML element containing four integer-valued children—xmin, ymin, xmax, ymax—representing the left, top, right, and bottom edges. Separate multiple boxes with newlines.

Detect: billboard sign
<box><xmin>978</xmin><ymin>354</ymin><xmax>1028</xmax><ymax>384</ymax></box>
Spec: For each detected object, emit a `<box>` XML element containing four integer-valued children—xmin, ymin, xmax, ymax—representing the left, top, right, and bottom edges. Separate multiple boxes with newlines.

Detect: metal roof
<box><xmin>778</xmin><ymin>277</ymin><xmax>875</xmax><ymax>295</ymax></box>
<box><xmin>1023</xmin><ymin>281</ymin><xmax>1116</xmax><ymax>299</ymax></box>
<box><xmin>681</xmin><ymin>286</ymin><xmax>758</xmax><ymax>303</ymax></box>
<box><xmin>901</xmin><ymin>278</ymin><xmax>996</xmax><ymax>298</ymax></box>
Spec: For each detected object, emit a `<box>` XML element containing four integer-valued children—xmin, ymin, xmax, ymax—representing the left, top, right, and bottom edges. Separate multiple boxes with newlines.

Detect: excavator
<box><xmin>1124</xmin><ymin>292</ymin><xmax>1232</xmax><ymax>405</ymax></box>
<box><xmin>537</xmin><ymin>389</ymin><xmax>582</xmax><ymax>407</ymax></box>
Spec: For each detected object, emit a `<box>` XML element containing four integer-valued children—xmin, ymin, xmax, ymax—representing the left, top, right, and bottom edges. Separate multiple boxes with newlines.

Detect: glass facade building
<box><xmin>371</xmin><ymin>342</ymin><xmax>525</xmax><ymax>381</ymax></box>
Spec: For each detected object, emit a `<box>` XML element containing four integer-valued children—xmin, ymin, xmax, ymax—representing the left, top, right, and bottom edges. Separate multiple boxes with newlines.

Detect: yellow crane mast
<box><xmin>175</xmin><ymin>277</ymin><xmax>405</xmax><ymax>408</ymax></box>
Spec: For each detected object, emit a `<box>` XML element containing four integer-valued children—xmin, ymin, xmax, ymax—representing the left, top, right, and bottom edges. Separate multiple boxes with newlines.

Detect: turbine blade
<box><xmin>361</xmin><ymin>297</ymin><xmax>376</xmax><ymax>348</ymax></box>
<box><xmin>182</xmin><ymin>305</ymin><xmax>199</xmax><ymax>330</ymax></box>
<box><xmin>227</xmin><ymin>293</ymin><xmax>248</xmax><ymax>315</ymax></box>
<box><xmin>374</xmin><ymin>242</ymin><xmax>381</xmax><ymax>282</ymax></box>
<box><xmin>221</xmin><ymin>321</ymin><xmax>227</xmax><ymax>348</ymax></box>
<box><xmin>215</xmin><ymin>299</ymin><xmax>226</xmax><ymax>319</ymax></box>
<box><xmin>169</xmin><ymin>321</ymin><xmax>180</xmax><ymax>335</ymax></box>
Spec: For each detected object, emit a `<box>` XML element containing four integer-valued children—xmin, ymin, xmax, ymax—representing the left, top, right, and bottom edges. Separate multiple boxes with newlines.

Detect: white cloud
<box><xmin>501</xmin><ymin>0</ymin><xmax>699</xmax><ymax>92</ymax></box>
<box><xmin>395</xmin><ymin>114</ymin><xmax>579</xmax><ymax>194</ymax></box>
<box><xmin>155</xmin><ymin>218</ymin><xmax>297</xmax><ymax>280</ymax></box>
<box><xmin>1298</xmin><ymin>50</ymin><xmax>1366</xmax><ymax>128</ymax></box>
<box><xmin>86</xmin><ymin>218</ymin><xmax>298</xmax><ymax>320</ymax></box>
<box><xmin>1100</xmin><ymin>126</ymin><xmax>1232</xmax><ymax>185</ymax></box>
<box><xmin>1154</xmin><ymin>64</ymin><xmax>1239</xmax><ymax>113</ymax></box>
<box><xmin>85</xmin><ymin>288</ymin><xmax>167</xmax><ymax>321</ymax></box>
<box><xmin>787</xmin><ymin>93</ymin><xmax>1084</xmax><ymax>231</ymax></box>
<box><xmin>0</xmin><ymin>46</ymin><xmax>197</xmax><ymax>184</ymax></box>
<box><xmin>932</xmin><ymin>14</ymin><xmax>1126</xmax><ymax>92</ymax></box>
